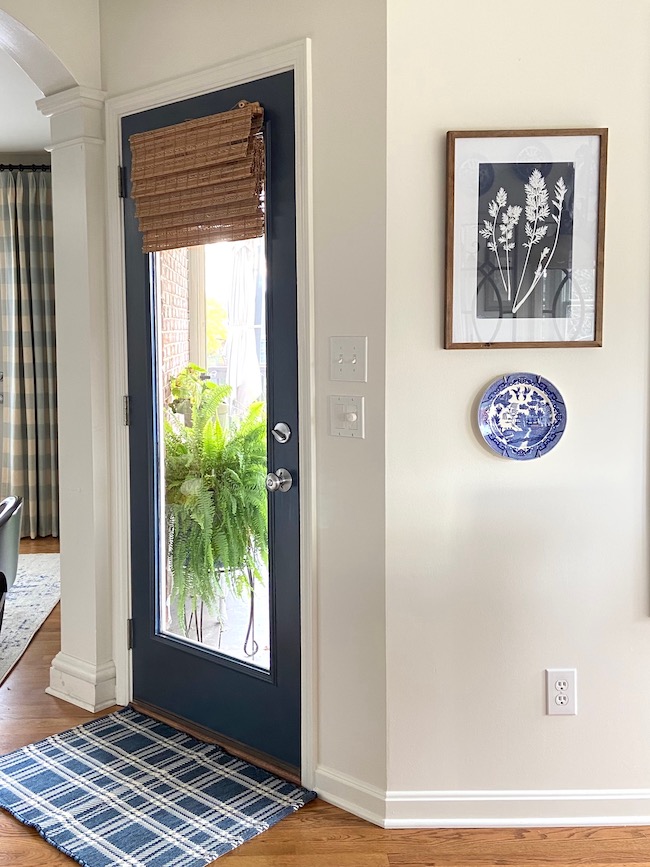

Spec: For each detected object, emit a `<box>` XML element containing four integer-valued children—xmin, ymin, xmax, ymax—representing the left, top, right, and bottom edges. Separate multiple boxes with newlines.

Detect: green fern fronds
<box><xmin>164</xmin><ymin>365</ymin><xmax>268</xmax><ymax>633</ymax></box>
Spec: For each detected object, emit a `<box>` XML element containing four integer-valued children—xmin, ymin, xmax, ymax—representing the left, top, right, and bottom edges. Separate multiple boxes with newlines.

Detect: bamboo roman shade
<box><xmin>129</xmin><ymin>101</ymin><xmax>265</xmax><ymax>252</ymax></box>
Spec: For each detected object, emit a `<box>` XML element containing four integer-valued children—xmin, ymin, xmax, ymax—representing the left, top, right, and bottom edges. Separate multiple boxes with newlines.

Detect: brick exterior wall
<box><xmin>158</xmin><ymin>247</ymin><xmax>190</xmax><ymax>398</ymax></box>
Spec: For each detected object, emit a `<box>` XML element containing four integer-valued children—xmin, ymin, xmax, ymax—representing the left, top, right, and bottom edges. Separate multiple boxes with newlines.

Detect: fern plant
<box><xmin>164</xmin><ymin>365</ymin><xmax>268</xmax><ymax>641</ymax></box>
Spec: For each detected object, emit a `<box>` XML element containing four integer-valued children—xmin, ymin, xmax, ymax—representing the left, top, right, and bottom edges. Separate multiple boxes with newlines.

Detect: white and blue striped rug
<box><xmin>0</xmin><ymin>707</ymin><xmax>316</xmax><ymax>866</ymax></box>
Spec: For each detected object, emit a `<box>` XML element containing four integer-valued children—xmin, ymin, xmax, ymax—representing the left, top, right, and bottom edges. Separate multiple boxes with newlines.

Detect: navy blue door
<box><xmin>122</xmin><ymin>72</ymin><xmax>301</xmax><ymax>770</ymax></box>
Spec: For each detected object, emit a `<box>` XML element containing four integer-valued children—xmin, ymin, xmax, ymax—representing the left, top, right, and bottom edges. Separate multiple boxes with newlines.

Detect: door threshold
<box><xmin>130</xmin><ymin>700</ymin><xmax>301</xmax><ymax>786</ymax></box>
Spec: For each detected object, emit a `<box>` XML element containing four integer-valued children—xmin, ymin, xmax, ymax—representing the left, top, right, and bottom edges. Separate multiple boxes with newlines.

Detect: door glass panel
<box><xmin>155</xmin><ymin>238</ymin><xmax>270</xmax><ymax>671</ymax></box>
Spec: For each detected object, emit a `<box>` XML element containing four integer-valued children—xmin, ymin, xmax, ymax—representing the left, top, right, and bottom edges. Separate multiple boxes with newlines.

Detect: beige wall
<box><xmin>8</xmin><ymin>0</ymin><xmax>650</xmax><ymax>823</ymax></box>
<box><xmin>386</xmin><ymin>0</ymin><xmax>650</xmax><ymax>808</ymax></box>
<box><xmin>100</xmin><ymin>0</ymin><xmax>389</xmax><ymax>791</ymax></box>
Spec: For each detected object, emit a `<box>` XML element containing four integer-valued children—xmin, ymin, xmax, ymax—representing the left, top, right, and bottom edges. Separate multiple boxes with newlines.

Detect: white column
<box><xmin>37</xmin><ymin>86</ymin><xmax>116</xmax><ymax>712</ymax></box>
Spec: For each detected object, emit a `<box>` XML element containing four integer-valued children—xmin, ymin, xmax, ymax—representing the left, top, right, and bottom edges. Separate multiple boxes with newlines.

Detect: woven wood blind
<box><xmin>129</xmin><ymin>101</ymin><xmax>265</xmax><ymax>252</ymax></box>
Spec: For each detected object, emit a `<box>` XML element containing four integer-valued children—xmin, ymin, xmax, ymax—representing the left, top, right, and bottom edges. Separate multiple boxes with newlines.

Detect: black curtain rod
<box><xmin>0</xmin><ymin>164</ymin><xmax>51</xmax><ymax>172</ymax></box>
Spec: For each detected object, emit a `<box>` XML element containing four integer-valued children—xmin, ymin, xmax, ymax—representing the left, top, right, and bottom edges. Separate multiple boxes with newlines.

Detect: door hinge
<box><xmin>123</xmin><ymin>395</ymin><xmax>131</xmax><ymax>426</ymax></box>
<box><xmin>118</xmin><ymin>165</ymin><xmax>127</xmax><ymax>199</ymax></box>
<box><xmin>127</xmin><ymin>618</ymin><xmax>134</xmax><ymax>650</ymax></box>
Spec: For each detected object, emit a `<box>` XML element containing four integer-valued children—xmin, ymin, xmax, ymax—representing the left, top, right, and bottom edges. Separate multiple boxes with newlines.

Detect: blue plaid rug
<box><xmin>0</xmin><ymin>707</ymin><xmax>316</xmax><ymax>866</ymax></box>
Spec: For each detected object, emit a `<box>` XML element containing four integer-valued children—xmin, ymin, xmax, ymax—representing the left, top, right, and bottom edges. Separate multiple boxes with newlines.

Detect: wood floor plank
<box><xmin>4</xmin><ymin>603</ymin><xmax>650</xmax><ymax>866</ymax></box>
<box><xmin>19</xmin><ymin>536</ymin><xmax>60</xmax><ymax>555</ymax></box>
<box><xmin>224</xmin><ymin>858</ymin><xmax>389</xmax><ymax>867</ymax></box>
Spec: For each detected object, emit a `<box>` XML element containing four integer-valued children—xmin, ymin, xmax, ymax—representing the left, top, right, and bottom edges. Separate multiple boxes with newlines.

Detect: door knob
<box><xmin>266</xmin><ymin>468</ymin><xmax>293</xmax><ymax>493</ymax></box>
<box><xmin>271</xmin><ymin>422</ymin><xmax>291</xmax><ymax>444</ymax></box>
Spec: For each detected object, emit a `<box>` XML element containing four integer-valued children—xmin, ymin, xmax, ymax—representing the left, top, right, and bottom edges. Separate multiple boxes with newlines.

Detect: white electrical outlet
<box><xmin>546</xmin><ymin>668</ymin><xmax>577</xmax><ymax>715</ymax></box>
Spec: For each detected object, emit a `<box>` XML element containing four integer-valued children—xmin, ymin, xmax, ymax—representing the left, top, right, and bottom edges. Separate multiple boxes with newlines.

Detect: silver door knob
<box><xmin>271</xmin><ymin>422</ymin><xmax>291</xmax><ymax>444</ymax></box>
<box><xmin>266</xmin><ymin>468</ymin><xmax>293</xmax><ymax>493</ymax></box>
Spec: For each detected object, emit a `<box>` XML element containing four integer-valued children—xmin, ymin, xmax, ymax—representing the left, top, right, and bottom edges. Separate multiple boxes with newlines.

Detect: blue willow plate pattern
<box><xmin>477</xmin><ymin>373</ymin><xmax>566</xmax><ymax>460</ymax></box>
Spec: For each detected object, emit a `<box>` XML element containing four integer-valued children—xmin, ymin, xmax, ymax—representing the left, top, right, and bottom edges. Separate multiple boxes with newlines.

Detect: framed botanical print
<box><xmin>445</xmin><ymin>129</ymin><xmax>607</xmax><ymax>348</ymax></box>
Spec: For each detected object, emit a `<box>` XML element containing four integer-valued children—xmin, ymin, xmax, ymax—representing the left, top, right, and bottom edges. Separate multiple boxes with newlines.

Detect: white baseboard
<box><xmin>314</xmin><ymin>766</ymin><xmax>650</xmax><ymax>828</ymax></box>
<box><xmin>46</xmin><ymin>652</ymin><xmax>117</xmax><ymax>713</ymax></box>
<box><xmin>384</xmin><ymin>788</ymin><xmax>650</xmax><ymax>827</ymax></box>
<box><xmin>314</xmin><ymin>765</ymin><xmax>386</xmax><ymax>826</ymax></box>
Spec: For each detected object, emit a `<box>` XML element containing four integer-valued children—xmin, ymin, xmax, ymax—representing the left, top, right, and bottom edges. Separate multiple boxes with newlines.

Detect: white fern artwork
<box><xmin>478</xmin><ymin>169</ymin><xmax>568</xmax><ymax>315</ymax></box>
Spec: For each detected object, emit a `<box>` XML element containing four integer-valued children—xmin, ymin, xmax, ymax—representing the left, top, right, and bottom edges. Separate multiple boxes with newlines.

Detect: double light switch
<box><xmin>329</xmin><ymin>336</ymin><xmax>367</xmax><ymax>382</ymax></box>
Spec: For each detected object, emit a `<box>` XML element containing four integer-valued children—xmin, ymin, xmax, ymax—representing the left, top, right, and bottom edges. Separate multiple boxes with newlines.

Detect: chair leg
<box><xmin>0</xmin><ymin>575</ymin><xmax>6</xmax><ymax>636</ymax></box>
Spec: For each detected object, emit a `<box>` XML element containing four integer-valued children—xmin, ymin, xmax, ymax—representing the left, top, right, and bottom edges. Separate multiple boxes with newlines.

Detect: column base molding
<box><xmin>46</xmin><ymin>651</ymin><xmax>117</xmax><ymax>713</ymax></box>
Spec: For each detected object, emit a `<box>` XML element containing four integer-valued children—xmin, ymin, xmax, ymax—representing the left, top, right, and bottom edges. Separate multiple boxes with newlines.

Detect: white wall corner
<box><xmin>46</xmin><ymin>652</ymin><xmax>117</xmax><ymax>713</ymax></box>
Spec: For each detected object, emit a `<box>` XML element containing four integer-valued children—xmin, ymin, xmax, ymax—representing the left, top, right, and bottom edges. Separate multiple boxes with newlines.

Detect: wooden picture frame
<box><xmin>445</xmin><ymin>128</ymin><xmax>607</xmax><ymax>349</ymax></box>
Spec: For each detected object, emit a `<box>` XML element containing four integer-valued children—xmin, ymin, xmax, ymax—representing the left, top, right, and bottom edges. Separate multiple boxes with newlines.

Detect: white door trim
<box><xmin>188</xmin><ymin>248</ymin><xmax>207</xmax><ymax>369</ymax></box>
<box><xmin>104</xmin><ymin>39</ymin><xmax>316</xmax><ymax>787</ymax></box>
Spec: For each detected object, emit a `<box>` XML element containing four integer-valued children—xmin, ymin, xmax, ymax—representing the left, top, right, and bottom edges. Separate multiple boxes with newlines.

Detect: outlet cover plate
<box><xmin>546</xmin><ymin>668</ymin><xmax>577</xmax><ymax>715</ymax></box>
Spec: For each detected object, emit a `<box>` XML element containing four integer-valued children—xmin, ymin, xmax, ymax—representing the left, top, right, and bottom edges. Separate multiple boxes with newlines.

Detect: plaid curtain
<box><xmin>0</xmin><ymin>170</ymin><xmax>58</xmax><ymax>538</ymax></box>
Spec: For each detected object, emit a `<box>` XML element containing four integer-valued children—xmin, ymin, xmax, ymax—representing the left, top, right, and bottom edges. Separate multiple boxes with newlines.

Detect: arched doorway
<box><xmin>0</xmin><ymin>9</ymin><xmax>75</xmax><ymax>96</ymax></box>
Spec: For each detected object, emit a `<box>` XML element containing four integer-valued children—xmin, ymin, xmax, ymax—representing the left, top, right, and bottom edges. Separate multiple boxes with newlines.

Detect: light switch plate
<box><xmin>330</xmin><ymin>336</ymin><xmax>367</xmax><ymax>382</ymax></box>
<box><xmin>329</xmin><ymin>395</ymin><xmax>365</xmax><ymax>438</ymax></box>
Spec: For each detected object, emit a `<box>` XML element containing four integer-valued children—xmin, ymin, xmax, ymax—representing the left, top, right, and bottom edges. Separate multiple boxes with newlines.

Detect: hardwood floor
<box><xmin>0</xmin><ymin>604</ymin><xmax>116</xmax><ymax>864</ymax></box>
<box><xmin>19</xmin><ymin>535</ymin><xmax>60</xmax><ymax>555</ymax></box>
<box><xmin>3</xmin><ymin>597</ymin><xmax>650</xmax><ymax>864</ymax></box>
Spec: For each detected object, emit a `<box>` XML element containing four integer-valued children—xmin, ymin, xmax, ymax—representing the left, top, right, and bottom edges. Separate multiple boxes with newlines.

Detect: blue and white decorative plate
<box><xmin>477</xmin><ymin>373</ymin><xmax>566</xmax><ymax>460</ymax></box>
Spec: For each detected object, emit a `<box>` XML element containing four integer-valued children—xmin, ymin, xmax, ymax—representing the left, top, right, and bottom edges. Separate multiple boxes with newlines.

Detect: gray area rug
<box><xmin>0</xmin><ymin>553</ymin><xmax>60</xmax><ymax>685</ymax></box>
